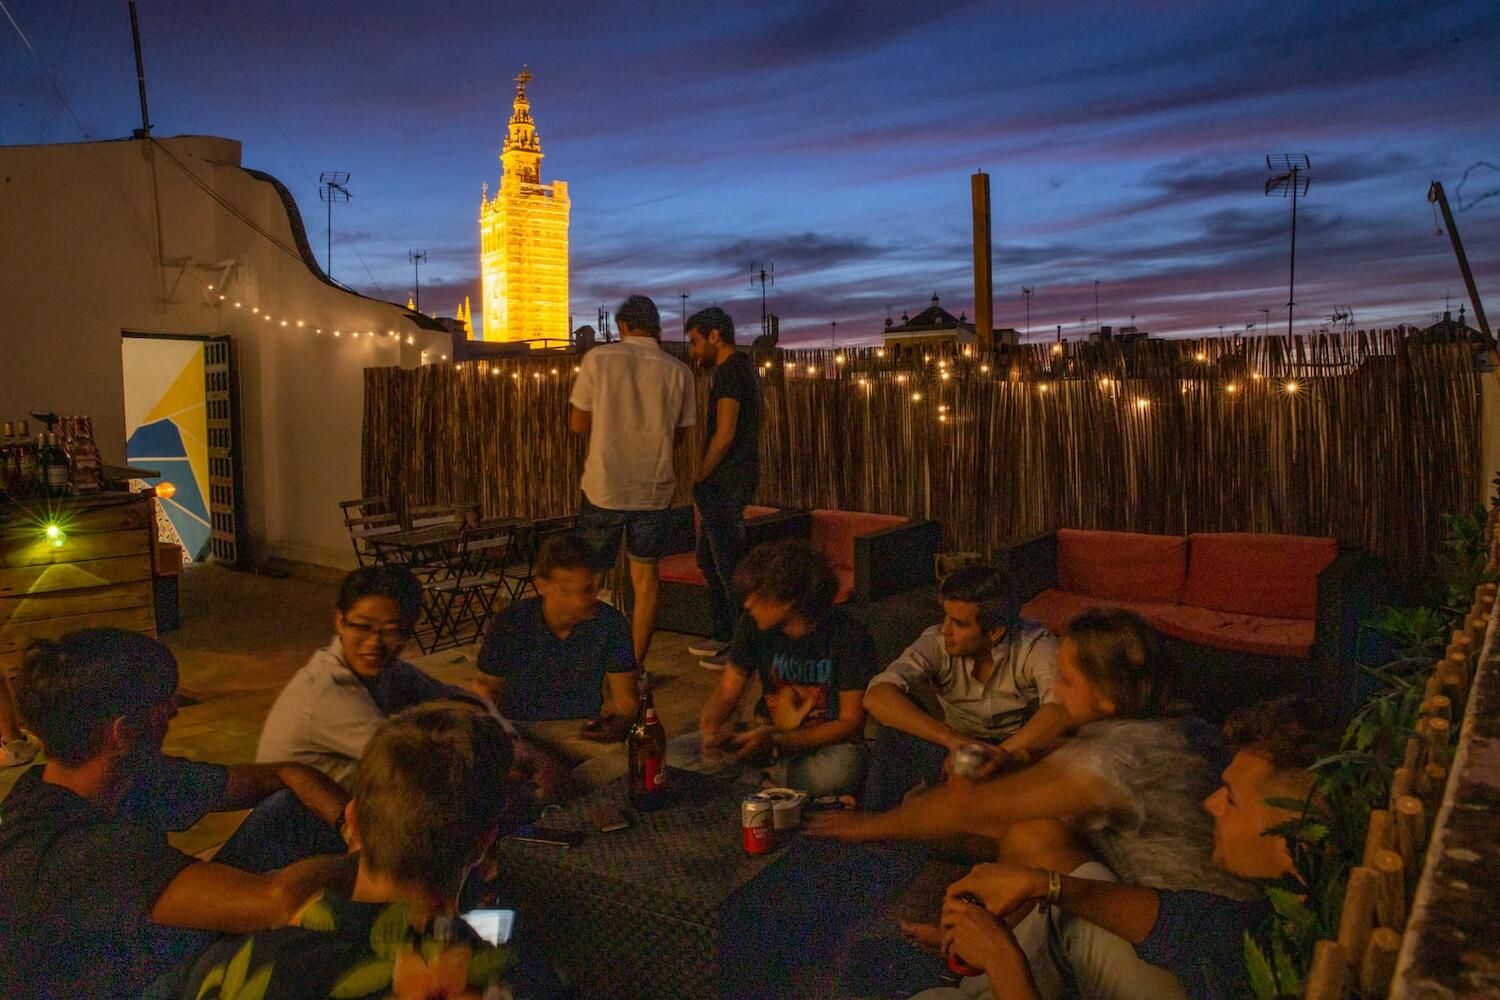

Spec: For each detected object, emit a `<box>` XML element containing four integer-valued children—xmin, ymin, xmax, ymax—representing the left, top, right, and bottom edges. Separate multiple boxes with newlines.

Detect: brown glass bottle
<box><xmin>627</xmin><ymin>678</ymin><xmax>668</xmax><ymax>811</ymax></box>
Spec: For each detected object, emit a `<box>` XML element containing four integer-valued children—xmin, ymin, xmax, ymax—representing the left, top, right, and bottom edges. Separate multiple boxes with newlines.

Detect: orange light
<box><xmin>156</xmin><ymin>482</ymin><xmax>178</xmax><ymax>500</ymax></box>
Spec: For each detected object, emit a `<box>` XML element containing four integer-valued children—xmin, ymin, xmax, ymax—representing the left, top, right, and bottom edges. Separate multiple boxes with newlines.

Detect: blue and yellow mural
<box><xmin>121</xmin><ymin>338</ymin><xmax>212</xmax><ymax>561</ymax></box>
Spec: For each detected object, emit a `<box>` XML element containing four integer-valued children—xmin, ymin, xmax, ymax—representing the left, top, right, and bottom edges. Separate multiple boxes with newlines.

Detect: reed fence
<box><xmin>363</xmin><ymin>331</ymin><xmax>1480</xmax><ymax>579</ymax></box>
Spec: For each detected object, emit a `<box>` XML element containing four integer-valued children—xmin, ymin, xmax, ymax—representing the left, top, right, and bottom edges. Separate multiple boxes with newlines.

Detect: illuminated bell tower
<box><xmin>479</xmin><ymin>67</ymin><xmax>571</xmax><ymax>343</ymax></box>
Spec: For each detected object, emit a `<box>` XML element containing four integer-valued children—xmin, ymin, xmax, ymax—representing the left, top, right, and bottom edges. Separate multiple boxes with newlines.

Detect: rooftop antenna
<box><xmin>127</xmin><ymin>2</ymin><xmax>152</xmax><ymax>138</ymax></box>
<box><xmin>1093</xmin><ymin>279</ymin><xmax>1101</xmax><ymax>332</ymax></box>
<box><xmin>1022</xmin><ymin>286</ymin><xmax>1034</xmax><ymax>339</ymax></box>
<box><xmin>407</xmin><ymin>249</ymin><xmax>426</xmax><ymax>312</ymax></box>
<box><xmin>1258</xmin><ymin>307</ymin><xmax>1271</xmax><ymax>334</ymax></box>
<box><xmin>319</xmin><ymin>172</ymin><xmax>352</xmax><ymax>281</ymax></box>
<box><xmin>830</xmin><ymin>320</ymin><xmax>838</xmax><ymax>350</ymax></box>
<box><xmin>678</xmin><ymin>292</ymin><xmax>690</xmax><ymax>336</ymax></box>
<box><xmin>1265</xmin><ymin>154</ymin><xmax>1311</xmax><ymax>337</ymax></box>
<box><xmin>750</xmin><ymin>262</ymin><xmax>775</xmax><ymax>340</ymax></box>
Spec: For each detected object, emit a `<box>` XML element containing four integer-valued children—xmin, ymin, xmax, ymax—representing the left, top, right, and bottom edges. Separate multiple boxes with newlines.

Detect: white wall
<box><xmin>0</xmin><ymin>135</ymin><xmax>451</xmax><ymax>568</ymax></box>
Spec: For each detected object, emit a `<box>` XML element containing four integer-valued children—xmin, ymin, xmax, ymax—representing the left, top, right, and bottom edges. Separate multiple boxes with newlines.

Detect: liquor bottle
<box><xmin>627</xmin><ymin>677</ymin><xmax>668</xmax><ymax>811</ymax></box>
<box><xmin>67</xmin><ymin>416</ymin><xmax>102</xmax><ymax>494</ymax></box>
<box><xmin>41</xmin><ymin>432</ymin><xmax>70</xmax><ymax>497</ymax></box>
<box><xmin>14</xmin><ymin>421</ymin><xmax>39</xmax><ymax>498</ymax></box>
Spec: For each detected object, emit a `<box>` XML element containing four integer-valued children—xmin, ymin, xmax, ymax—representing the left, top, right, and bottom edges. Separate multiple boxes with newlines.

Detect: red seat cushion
<box><xmin>658</xmin><ymin>552</ymin><xmax>705</xmax><ymax>586</ymax></box>
<box><xmin>1056</xmin><ymin>529</ymin><xmax>1188</xmax><ymax>604</ymax></box>
<box><xmin>1021</xmin><ymin>588</ymin><xmax>1314</xmax><ymax>659</ymax></box>
<box><xmin>833</xmin><ymin>568</ymin><xmax>854</xmax><ymax>604</ymax></box>
<box><xmin>811</xmin><ymin>510</ymin><xmax>909</xmax><ymax>571</ymax></box>
<box><xmin>1183</xmin><ymin>533</ymin><xmax>1336</xmax><ymax>620</ymax></box>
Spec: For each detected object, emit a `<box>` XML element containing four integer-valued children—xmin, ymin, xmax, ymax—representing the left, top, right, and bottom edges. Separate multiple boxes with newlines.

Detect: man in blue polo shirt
<box><xmin>478</xmin><ymin>533</ymin><xmax>639</xmax><ymax>791</ymax></box>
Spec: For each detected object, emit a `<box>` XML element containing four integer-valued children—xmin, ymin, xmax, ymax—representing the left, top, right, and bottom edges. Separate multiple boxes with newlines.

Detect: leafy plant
<box><xmin>1433</xmin><ymin>511</ymin><xmax>1496</xmax><ymax>610</ymax></box>
<box><xmin>1371</xmin><ymin>606</ymin><xmax>1451</xmax><ymax>660</ymax></box>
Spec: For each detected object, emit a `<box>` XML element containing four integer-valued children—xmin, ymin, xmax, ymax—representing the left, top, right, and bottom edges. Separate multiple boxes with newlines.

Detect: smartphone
<box><xmin>462</xmin><ymin>908</ymin><xmax>515</xmax><ymax>946</ymax></box>
<box><xmin>595</xmin><ymin>804</ymin><xmax>631</xmax><ymax>833</ymax></box>
<box><xmin>510</xmin><ymin>823</ymin><xmax>584</xmax><ymax>847</ymax></box>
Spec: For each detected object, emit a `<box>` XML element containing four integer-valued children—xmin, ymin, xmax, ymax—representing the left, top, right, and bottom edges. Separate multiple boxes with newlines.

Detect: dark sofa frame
<box><xmin>998</xmin><ymin>531</ymin><xmax>1388</xmax><ymax>724</ymax></box>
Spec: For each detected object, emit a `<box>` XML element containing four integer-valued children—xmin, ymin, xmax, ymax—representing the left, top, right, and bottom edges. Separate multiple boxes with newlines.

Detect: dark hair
<box><xmin>17</xmin><ymin>629</ymin><xmax>178</xmax><ymax>766</ymax></box>
<box><xmin>352</xmin><ymin>702</ymin><xmax>515</xmax><ymax>894</ymax></box>
<box><xmin>1223</xmin><ymin>696</ymin><xmax>1338</xmax><ymax>772</ymax></box>
<box><xmin>732</xmin><ymin>539</ymin><xmax>839</xmax><ymax>622</ymax></box>
<box><xmin>939</xmin><ymin>565</ymin><xmax>1020</xmax><ymax>633</ymax></box>
<box><xmin>338</xmin><ymin>565</ymin><xmax>422</xmax><ymax>631</ymax></box>
<box><xmin>685</xmin><ymin>306</ymin><xmax>736</xmax><ymax>346</ymax></box>
<box><xmin>536</xmin><ymin>533</ymin><xmax>601</xmax><ymax>578</ymax></box>
<box><xmin>615</xmin><ymin>294</ymin><xmax>661</xmax><ymax>338</ymax></box>
<box><xmin>1064</xmin><ymin>608</ymin><xmax>1175</xmax><ymax>717</ymax></box>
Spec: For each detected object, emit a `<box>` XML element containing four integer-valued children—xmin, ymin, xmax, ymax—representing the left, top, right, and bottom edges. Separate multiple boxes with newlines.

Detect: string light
<box><xmin>234</xmin><ymin>301</ymin><xmax>242</xmax><ymax>308</ymax></box>
<box><xmin>1052</xmin><ymin>343</ymin><xmax>1063</xmax><ymax>355</ymax></box>
<box><xmin>1283</xmin><ymin>380</ymin><xmax>1300</xmax><ymax>394</ymax></box>
<box><xmin>296</xmin><ymin>320</ymin><xmax>304</xmax><ymax>327</ymax></box>
<box><xmin>962</xmin><ymin>346</ymin><xmax>972</xmax><ymax>358</ymax></box>
<box><xmin>1135</xmin><ymin>397</ymin><xmax>1150</xmax><ymax>411</ymax></box>
<box><xmin>834</xmin><ymin>354</ymin><xmax>845</xmax><ymax>365</ymax></box>
<box><xmin>1251</xmin><ymin>372</ymin><xmax>1264</xmax><ymax>381</ymax></box>
<box><xmin>1098</xmin><ymin>377</ymin><xmax>1112</xmax><ymax>389</ymax></box>
<box><xmin>911</xmin><ymin>392</ymin><xmax>923</xmax><ymax>402</ymax></box>
<box><xmin>1195</xmin><ymin>352</ymin><xmax>1207</xmax><ymax>362</ymax></box>
<box><xmin>940</xmin><ymin>371</ymin><xmax>951</xmax><ymax>381</ymax></box>
<box><xmin>251</xmin><ymin>307</ymin><xmax>259</xmax><ymax>314</ymax></box>
<box><xmin>1225</xmin><ymin>383</ymin><xmax>1239</xmax><ymax>394</ymax></box>
<box><xmin>896</xmin><ymin>374</ymin><xmax>908</xmax><ymax>384</ymax></box>
<box><xmin>938</xmin><ymin>413</ymin><xmax>949</xmax><ymax>423</ymax></box>
<box><xmin>1038</xmin><ymin>383</ymin><xmax>1050</xmax><ymax>394</ymax></box>
<box><xmin>280</xmin><ymin>320</ymin><xmax>287</xmax><ymax>326</ymax></box>
<box><xmin>979</xmin><ymin>364</ymin><xmax>990</xmax><ymax>374</ymax></box>
<box><xmin>876</xmin><ymin>348</ymin><xmax>886</xmax><ymax>358</ymax></box>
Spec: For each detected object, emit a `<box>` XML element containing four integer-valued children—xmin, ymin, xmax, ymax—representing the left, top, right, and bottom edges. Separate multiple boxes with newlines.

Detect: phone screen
<box><xmin>462</xmin><ymin>908</ymin><xmax>515</xmax><ymax>946</ymax></box>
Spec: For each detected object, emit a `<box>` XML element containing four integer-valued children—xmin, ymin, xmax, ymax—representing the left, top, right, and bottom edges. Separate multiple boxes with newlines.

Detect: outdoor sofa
<box><xmin>999</xmin><ymin>528</ymin><xmax>1385</xmax><ymax>722</ymax></box>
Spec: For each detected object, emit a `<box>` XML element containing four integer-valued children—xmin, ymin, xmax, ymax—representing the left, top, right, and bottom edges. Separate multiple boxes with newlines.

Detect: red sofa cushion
<box><xmin>1183</xmin><ymin>533</ymin><xmax>1336</xmax><ymax>620</ymax></box>
<box><xmin>1021</xmin><ymin>588</ymin><xmax>1315</xmax><ymax>659</ymax></box>
<box><xmin>659</xmin><ymin>552</ymin><xmax>706</xmax><ymax>587</ymax></box>
<box><xmin>1056</xmin><ymin>529</ymin><xmax>1188</xmax><ymax>604</ymax></box>
<box><xmin>810</xmin><ymin>510</ymin><xmax>909</xmax><ymax>572</ymax></box>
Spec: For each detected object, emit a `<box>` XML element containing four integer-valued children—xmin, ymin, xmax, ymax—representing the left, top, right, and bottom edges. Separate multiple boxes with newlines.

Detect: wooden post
<box><xmin>1304</xmin><ymin>940</ymin><xmax>1347</xmax><ymax>1000</ymax></box>
<box><xmin>1372</xmin><ymin>848</ymin><xmax>1406</xmax><ymax>929</ymax></box>
<box><xmin>1394</xmin><ymin>795</ymin><xmax>1427</xmax><ymax>870</ymax></box>
<box><xmin>1420</xmin><ymin>693</ymin><xmax>1452</xmax><ymax>722</ymax></box>
<box><xmin>1420</xmin><ymin>761</ymin><xmax>1447</xmax><ymax>804</ymax></box>
<box><xmin>1424</xmin><ymin>716</ymin><xmax>1451</xmax><ymax>765</ymax></box>
<box><xmin>1390</xmin><ymin>767</ymin><xmax>1414</xmax><ymax>807</ymax></box>
<box><xmin>1362</xmin><ymin>810</ymin><xmax>1393</xmax><ymax>868</ymax></box>
<box><xmin>1360</xmin><ymin>927</ymin><xmax>1402</xmax><ymax>998</ymax></box>
<box><xmin>1403</xmin><ymin>735</ymin><xmax>1424</xmax><ymax>773</ymax></box>
<box><xmin>1337</xmin><ymin>867</ymin><xmax>1376</xmax><ymax>975</ymax></box>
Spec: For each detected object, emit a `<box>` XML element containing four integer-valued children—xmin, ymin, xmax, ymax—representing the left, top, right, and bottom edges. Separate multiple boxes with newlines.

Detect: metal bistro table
<box><xmin>492</xmin><ymin>771</ymin><xmax>930</xmax><ymax>999</ymax></box>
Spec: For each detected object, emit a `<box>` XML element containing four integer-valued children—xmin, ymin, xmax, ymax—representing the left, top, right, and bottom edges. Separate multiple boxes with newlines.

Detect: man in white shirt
<box><xmin>862</xmin><ymin>565</ymin><xmax>1069</xmax><ymax>810</ymax></box>
<box><xmin>569</xmin><ymin>294</ymin><xmax>696</xmax><ymax>665</ymax></box>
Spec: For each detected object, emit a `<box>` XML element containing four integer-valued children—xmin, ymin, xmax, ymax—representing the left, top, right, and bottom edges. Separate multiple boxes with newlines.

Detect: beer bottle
<box><xmin>627</xmin><ymin>676</ymin><xmax>668</xmax><ymax>811</ymax></box>
<box><xmin>1</xmin><ymin>421</ymin><xmax>14</xmax><ymax>499</ymax></box>
<box><xmin>41</xmin><ymin>432</ymin><xmax>71</xmax><ymax>497</ymax></box>
<box><xmin>14</xmin><ymin>421</ymin><xmax>39</xmax><ymax>498</ymax></box>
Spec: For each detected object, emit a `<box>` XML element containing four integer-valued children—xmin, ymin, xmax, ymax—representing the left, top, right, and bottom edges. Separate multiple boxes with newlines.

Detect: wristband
<box><xmin>1046</xmin><ymin>869</ymin><xmax>1062</xmax><ymax>907</ymax></box>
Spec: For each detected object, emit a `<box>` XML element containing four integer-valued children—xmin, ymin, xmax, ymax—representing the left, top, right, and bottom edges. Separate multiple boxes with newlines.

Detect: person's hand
<box><xmin>804</xmin><ymin>808</ymin><xmax>881</xmax><ymax>841</ymax></box>
<box><xmin>945</xmin><ymin>863</ymin><xmax>1048</xmax><ymax>919</ymax></box>
<box><xmin>942</xmin><ymin>742</ymin><xmax>1012</xmax><ymax>782</ymax></box>
<box><xmin>764</xmin><ymin>686</ymin><xmax>816</xmax><ymax>731</ymax></box>
<box><xmin>941</xmin><ymin>896</ymin><xmax>1028</xmax><ymax>979</ymax></box>
<box><xmin>581</xmin><ymin>714</ymin><xmax>633</xmax><ymax>743</ymax></box>
<box><xmin>729</xmin><ymin>725</ymin><xmax>774</xmax><ymax>762</ymax></box>
<box><xmin>898</xmin><ymin>921</ymin><xmax>942</xmax><ymax>950</ymax></box>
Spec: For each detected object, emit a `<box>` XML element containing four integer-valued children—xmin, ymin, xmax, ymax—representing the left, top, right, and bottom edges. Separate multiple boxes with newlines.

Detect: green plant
<box><xmin>1371</xmin><ymin>606</ymin><xmax>1452</xmax><ymax>660</ymax></box>
<box><xmin>1433</xmin><ymin>511</ymin><xmax>1496</xmax><ymax>610</ymax></box>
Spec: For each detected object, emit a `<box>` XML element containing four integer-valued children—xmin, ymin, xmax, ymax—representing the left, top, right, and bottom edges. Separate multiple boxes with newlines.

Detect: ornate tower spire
<box><xmin>501</xmin><ymin>66</ymin><xmax>542</xmax><ymax>186</ymax></box>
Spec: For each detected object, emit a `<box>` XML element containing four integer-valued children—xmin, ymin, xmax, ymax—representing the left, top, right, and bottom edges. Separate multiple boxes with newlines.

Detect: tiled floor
<box><xmin>1</xmin><ymin>563</ymin><xmax>723</xmax><ymax>856</ymax></box>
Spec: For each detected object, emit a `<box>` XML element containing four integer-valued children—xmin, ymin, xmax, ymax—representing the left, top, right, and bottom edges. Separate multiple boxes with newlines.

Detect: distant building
<box><xmin>1088</xmin><ymin>324</ymin><xmax>1150</xmax><ymax>344</ymax></box>
<box><xmin>479</xmin><ymin>68</ymin><xmax>570</xmax><ymax>345</ymax></box>
<box><xmin>881</xmin><ymin>293</ymin><xmax>1018</xmax><ymax>358</ymax></box>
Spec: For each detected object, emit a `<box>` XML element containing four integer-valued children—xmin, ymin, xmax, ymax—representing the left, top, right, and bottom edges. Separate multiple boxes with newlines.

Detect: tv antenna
<box><xmin>1265</xmin><ymin>154</ymin><xmax>1311</xmax><ymax>337</ymax></box>
<box><xmin>597</xmin><ymin>306</ymin><xmax>613</xmax><ymax>341</ymax></box>
<box><xmin>678</xmin><ymin>292</ymin><xmax>690</xmax><ymax>336</ymax></box>
<box><xmin>830</xmin><ymin>320</ymin><xmax>838</xmax><ymax>350</ymax></box>
<box><xmin>1022</xmin><ymin>286</ymin><xmax>1034</xmax><ymax>339</ymax></box>
<box><xmin>1093</xmin><ymin>280</ymin><xmax>1101</xmax><ymax>333</ymax></box>
<box><xmin>319</xmin><ymin>172</ymin><xmax>352</xmax><ymax>281</ymax></box>
<box><xmin>750</xmin><ymin>263</ymin><xmax>775</xmax><ymax>339</ymax></box>
<box><xmin>1330</xmin><ymin>306</ymin><xmax>1354</xmax><ymax>333</ymax></box>
<box><xmin>408</xmin><ymin>249</ymin><xmax>426</xmax><ymax>312</ymax></box>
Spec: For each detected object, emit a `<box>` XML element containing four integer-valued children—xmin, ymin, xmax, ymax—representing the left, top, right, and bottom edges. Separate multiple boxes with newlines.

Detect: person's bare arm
<box><xmin>569</xmin><ymin>405</ymin><xmax>591</xmax><ymax>434</ymax></box>
<box><xmin>605</xmin><ymin>671</ymin><xmax>639</xmax><ymax>718</ymax></box>
<box><xmin>946</xmin><ymin>863</ymin><xmax>1162</xmax><ymax>946</ymax></box>
<box><xmin>150</xmin><ymin>853</ymin><xmax>357</xmax><ymax>932</ymax></box>
<box><xmin>865</xmin><ymin>682</ymin><xmax>967</xmax><ymax>751</ymax></box>
<box><xmin>773</xmin><ymin>689</ymin><xmax>865</xmax><ymax>754</ymax></box>
<box><xmin>999</xmin><ymin>703</ymin><xmax>1073</xmax><ymax>759</ymax></box>
<box><xmin>806</xmin><ymin>755</ymin><xmax>1112</xmax><ymax>842</ymax></box>
<box><xmin>695</xmin><ymin>397</ymin><xmax>739</xmax><ymax>482</ymax></box>
<box><xmin>222</xmin><ymin>763</ymin><xmax>349</xmax><ymax>826</ymax></box>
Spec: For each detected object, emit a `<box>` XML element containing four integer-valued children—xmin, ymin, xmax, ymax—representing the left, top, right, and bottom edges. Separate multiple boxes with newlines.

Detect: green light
<box><xmin>44</xmin><ymin>523</ymin><xmax>66</xmax><ymax>548</ymax></box>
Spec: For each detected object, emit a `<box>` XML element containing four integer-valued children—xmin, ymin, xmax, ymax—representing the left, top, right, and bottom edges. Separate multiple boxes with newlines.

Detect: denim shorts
<box><xmin>576</xmin><ymin>495</ymin><xmax>674</xmax><ymax>566</ymax></box>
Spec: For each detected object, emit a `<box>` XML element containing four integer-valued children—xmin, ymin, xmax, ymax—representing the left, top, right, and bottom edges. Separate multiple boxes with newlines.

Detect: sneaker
<box><xmin>687</xmin><ymin>638</ymin><xmax>728</xmax><ymax>658</ymax></box>
<box><xmin>699</xmin><ymin>652</ymin><xmax>729</xmax><ymax>671</ymax></box>
<box><xmin>0</xmin><ymin>736</ymin><xmax>39</xmax><ymax>768</ymax></box>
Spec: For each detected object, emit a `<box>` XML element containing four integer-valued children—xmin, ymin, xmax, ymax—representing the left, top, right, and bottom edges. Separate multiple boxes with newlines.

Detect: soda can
<box><xmin>742</xmin><ymin>794</ymin><xmax>774</xmax><ymax>855</ymax></box>
<box><xmin>952</xmin><ymin>743</ymin><xmax>989</xmax><ymax>779</ymax></box>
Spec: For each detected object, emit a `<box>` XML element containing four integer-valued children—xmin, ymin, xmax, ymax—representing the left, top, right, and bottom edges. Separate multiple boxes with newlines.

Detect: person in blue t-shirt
<box><xmin>929</xmin><ymin>696</ymin><xmax>1335</xmax><ymax>1000</ymax></box>
<box><xmin>477</xmin><ymin>533</ymin><xmax>639</xmax><ymax>791</ymax></box>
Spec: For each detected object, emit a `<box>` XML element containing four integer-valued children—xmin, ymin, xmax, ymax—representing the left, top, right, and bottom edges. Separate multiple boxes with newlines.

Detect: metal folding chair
<box><xmin>502</xmin><ymin>514</ymin><xmax>578</xmax><ymax>601</ymax></box>
<box><xmin>417</xmin><ymin>523</ymin><xmax>515</xmax><ymax>653</ymax></box>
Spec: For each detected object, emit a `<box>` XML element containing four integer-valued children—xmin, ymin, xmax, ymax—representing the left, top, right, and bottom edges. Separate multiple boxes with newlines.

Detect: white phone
<box><xmin>462</xmin><ymin>908</ymin><xmax>516</xmax><ymax>946</ymax></box>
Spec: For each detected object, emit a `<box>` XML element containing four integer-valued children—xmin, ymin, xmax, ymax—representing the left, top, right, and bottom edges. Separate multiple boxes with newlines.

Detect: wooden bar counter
<box><xmin>0</xmin><ymin>492</ymin><xmax>157</xmax><ymax>680</ymax></box>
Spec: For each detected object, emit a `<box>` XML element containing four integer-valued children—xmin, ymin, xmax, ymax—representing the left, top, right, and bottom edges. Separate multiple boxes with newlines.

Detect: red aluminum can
<box><xmin>742</xmin><ymin>794</ymin><xmax>774</xmax><ymax>855</ymax></box>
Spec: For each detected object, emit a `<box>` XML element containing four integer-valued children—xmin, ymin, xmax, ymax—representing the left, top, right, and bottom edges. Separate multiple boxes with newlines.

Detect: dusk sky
<box><xmin>4</xmin><ymin>0</ymin><xmax>1498</xmax><ymax>345</ymax></box>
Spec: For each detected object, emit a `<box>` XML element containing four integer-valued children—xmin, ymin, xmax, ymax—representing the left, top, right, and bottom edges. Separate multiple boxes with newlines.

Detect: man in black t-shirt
<box><xmin>0</xmin><ymin>629</ymin><xmax>355</xmax><ymax>999</ymax></box>
<box><xmin>666</xmin><ymin>540</ymin><xmax>873</xmax><ymax>795</ymax></box>
<box><xmin>685</xmin><ymin>307</ymin><xmax>764</xmax><ymax>668</ymax></box>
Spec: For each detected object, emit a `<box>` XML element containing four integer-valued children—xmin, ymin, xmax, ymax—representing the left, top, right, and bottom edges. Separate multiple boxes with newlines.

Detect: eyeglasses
<box><xmin>342</xmin><ymin>620</ymin><xmax>411</xmax><ymax>645</ymax></box>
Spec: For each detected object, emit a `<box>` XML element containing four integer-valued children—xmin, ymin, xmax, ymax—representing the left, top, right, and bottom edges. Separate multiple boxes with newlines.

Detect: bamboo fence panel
<box><xmin>362</xmin><ymin>331</ymin><xmax>1479</xmax><ymax>578</ymax></box>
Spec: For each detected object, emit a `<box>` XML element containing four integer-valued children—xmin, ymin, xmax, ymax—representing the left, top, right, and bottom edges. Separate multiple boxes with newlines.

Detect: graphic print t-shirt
<box><xmin>727</xmin><ymin>606</ymin><xmax>875</xmax><ymax>727</ymax></box>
